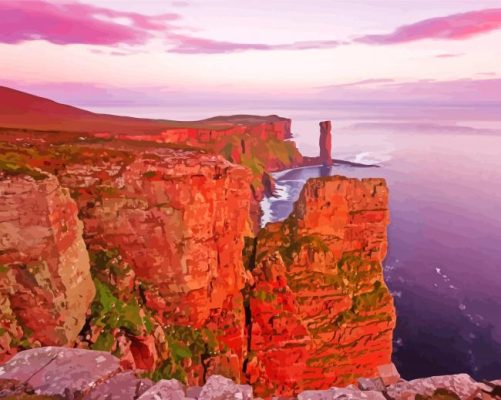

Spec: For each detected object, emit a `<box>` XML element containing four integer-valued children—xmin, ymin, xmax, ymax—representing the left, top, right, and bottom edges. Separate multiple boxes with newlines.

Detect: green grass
<box><xmin>0</xmin><ymin>158</ymin><xmax>48</xmax><ymax>180</ymax></box>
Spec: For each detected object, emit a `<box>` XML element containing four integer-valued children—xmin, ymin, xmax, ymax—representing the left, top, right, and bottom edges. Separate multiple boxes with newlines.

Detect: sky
<box><xmin>1</xmin><ymin>0</ymin><xmax>501</xmax><ymax>116</ymax></box>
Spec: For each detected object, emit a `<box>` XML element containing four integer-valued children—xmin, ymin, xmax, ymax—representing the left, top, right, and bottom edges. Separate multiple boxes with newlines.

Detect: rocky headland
<box><xmin>0</xmin><ymin>86</ymin><xmax>496</xmax><ymax>399</ymax></box>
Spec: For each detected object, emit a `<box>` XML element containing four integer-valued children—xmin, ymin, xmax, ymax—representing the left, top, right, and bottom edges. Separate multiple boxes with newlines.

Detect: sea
<box><xmin>92</xmin><ymin>103</ymin><xmax>501</xmax><ymax>381</ymax></box>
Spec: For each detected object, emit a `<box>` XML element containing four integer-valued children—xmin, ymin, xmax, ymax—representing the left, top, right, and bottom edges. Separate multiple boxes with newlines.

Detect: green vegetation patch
<box><xmin>90</xmin><ymin>279</ymin><xmax>147</xmax><ymax>350</ymax></box>
<box><xmin>0</xmin><ymin>154</ymin><xmax>48</xmax><ymax>181</ymax></box>
<box><xmin>145</xmin><ymin>325</ymin><xmax>223</xmax><ymax>383</ymax></box>
<box><xmin>87</xmin><ymin>248</ymin><xmax>154</xmax><ymax>351</ymax></box>
<box><xmin>335</xmin><ymin>281</ymin><xmax>391</xmax><ymax>327</ymax></box>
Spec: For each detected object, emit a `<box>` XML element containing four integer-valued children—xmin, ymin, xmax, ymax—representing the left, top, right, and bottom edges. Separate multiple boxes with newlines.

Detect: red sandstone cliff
<box><xmin>0</xmin><ymin>141</ymin><xmax>254</xmax><ymax>383</ymax></box>
<box><xmin>0</xmin><ymin>139</ymin><xmax>395</xmax><ymax>395</ymax></box>
<box><xmin>0</xmin><ymin>89</ymin><xmax>395</xmax><ymax>396</ymax></box>
<box><xmin>0</xmin><ymin>170</ymin><xmax>95</xmax><ymax>361</ymax></box>
<box><xmin>245</xmin><ymin>176</ymin><xmax>395</xmax><ymax>396</ymax></box>
<box><xmin>65</xmin><ymin>145</ymin><xmax>253</xmax><ymax>383</ymax></box>
<box><xmin>0</xmin><ymin>86</ymin><xmax>303</xmax><ymax>233</ymax></box>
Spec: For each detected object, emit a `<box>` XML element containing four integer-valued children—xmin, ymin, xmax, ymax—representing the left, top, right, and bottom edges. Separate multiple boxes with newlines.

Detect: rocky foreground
<box><xmin>0</xmin><ymin>347</ymin><xmax>500</xmax><ymax>400</ymax></box>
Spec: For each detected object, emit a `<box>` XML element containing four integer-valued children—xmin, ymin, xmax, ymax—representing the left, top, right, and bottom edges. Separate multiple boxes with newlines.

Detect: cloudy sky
<box><xmin>1</xmin><ymin>0</ymin><xmax>501</xmax><ymax>114</ymax></box>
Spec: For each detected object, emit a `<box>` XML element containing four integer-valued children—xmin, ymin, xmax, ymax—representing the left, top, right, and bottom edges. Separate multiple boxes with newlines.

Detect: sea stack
<box><xmin>319</xmin><ymin>120</ymin><xmax>333</xmax><ymax>166</ymax></box>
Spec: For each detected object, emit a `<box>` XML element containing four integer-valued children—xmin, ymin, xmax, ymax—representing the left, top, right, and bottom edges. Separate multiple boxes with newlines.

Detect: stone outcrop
<box><xmin>198</xmin><ymin>375</ymin><xmax>253</xmax><ymax>400</ymax></box>
<box><xmin>0</xmin><ymin>347</ymin><xmax>121</xmax><ymax>398</ymax></box>
<box><xmin>0</xmin><ymin>171</ymin><xmax>95</xmax><ymax>362</ymax></box>
<box><xmin>0</xmin><ymin>347</ymin><xmax>254</xmax><ymax>400</ymax></box>
<box><xmin>1</xmin><ymin>348</ymin><xmax>500</xmax><ymax>400</ymax></box>
<box><xmin>245</xmin><ymin>176</ymin><xmax>395</xmax><ymax>396</ymax></box>
<box><xmin>386</xmin><ymin>374</ymin><xmax>485</xmax><ymax>400</ymax></box>
<box><xmin>301</xmin><ymin>120</ymin><xmax>335</xmax><ymax>168</ymax></box>
<box><xmin>319</xmin><ymin>121</ymin><xmax>333</xmax><ymax>167</ymax></box>
<box><xmin>92</xmin><ymin>116</ymin><xmax>302</xmax><ymax>233</ymax></box>
<box><xmin>56</xmin><ymin>144</ymin><xmax>253</xmax><ymax>384</ymax></box>
<box><xmin>0</xmin><ymin>142</ymin><xmax>254</xmax><ymax>383</ymax></box>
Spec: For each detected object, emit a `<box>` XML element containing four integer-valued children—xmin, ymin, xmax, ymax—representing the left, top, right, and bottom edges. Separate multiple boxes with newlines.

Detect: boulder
<box><xmin>377</xmin><ymin>363</ymin><xmax>400</xmax><ymax>386</ymax></box>
<box><xmin>357</xmin><ymin>378</ymin><xmax>386</xmax><ymax>392</ymax></box>
<box><xmin>386</xmin><ymin>374</ymin><xmax>481</xmax><ymax>400</ymax></box>
<box><xmin>199</xmin><ymin>375</ymin><xmax>253</xmax><ymax>400</ymax></box>
<box><xmin>138</xmin><ymin>379</ymin><xmax>186</xmax><ymax>400</ymax></box>
<box><xmin>84</xmin><ymin>371</ymin><xmax>153</xmax><ymax>400</ymax></box>
<box><xmin>298</xmin><ymin>388</ymin><xmax>385</xmax><ymax>400</ymax></box>
<box><xmin>0</xmin><ymin>347</ymin><xmax>120</xmax><ymax>398</ymax></box>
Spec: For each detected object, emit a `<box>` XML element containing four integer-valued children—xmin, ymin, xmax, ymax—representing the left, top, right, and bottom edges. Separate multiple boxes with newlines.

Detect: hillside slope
<box><xmin>0</xmin><ymin>86</ymin><xmax>289</xmax><ymax>135</ymax></box>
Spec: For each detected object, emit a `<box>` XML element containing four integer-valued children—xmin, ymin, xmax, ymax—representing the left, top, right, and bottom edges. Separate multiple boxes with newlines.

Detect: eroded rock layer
<box><xmin>58</xmin><ymin>144</ymin><xmax>253</xmax><ymax>384</ymax></box>
<box><xmin>246</xmin><ymin>176</ymin><xmax>395</xmax><ymax>396</ymax></box>
<box><xmin>0</xmin><ymin>171</ymin><xmax>95</xmax><ymax>361</ymax></box>
<box><xmin>95</xmin><ymin>117</ymin><xmax>303</xmax><ymax>232</ymax></box>
<box><xmin>0</xmin><ymin>142</ymin><xmax>254</xmax><ymax>384</ymax></box>
<box><xmin>0</xmin><ymin>134</ymin><xmax>395</xmax><ymax>396</ymax></box>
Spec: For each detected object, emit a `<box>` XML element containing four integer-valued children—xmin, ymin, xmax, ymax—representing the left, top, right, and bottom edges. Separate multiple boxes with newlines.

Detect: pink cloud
<box><xmin>320</xmin><ymin>78</ymin><xmax>395</xmax><ymax>89</ymax></box>
<box><xmin>0</xmin><ymin>0</ymin><xmax>179</xmax><ymax>45</ymax></box>
<box><xmin>435</xmin><ymin>53</ymin><xmax>463</xmax><ymax>58</ymax></box>
<box><xmin>357</xmin><ymin>8</ymin><xmax>501</xmax><ymax>44</ymax></box>
<box><xmin>3</xmin><ymin>2</ymin><xmax>500</xmax><ymax>55</ymax></box>
<box><xmin>167</xmin><ymin>35</ymin><xmax>342</xmax><ymax>54</ymax></box>
<box><xmin>165</xmin><ymin>7</ymin><xmax>501</xmax><ymax>54</ymax></box>
<box><xmin>168</xmin><ymin>35</ymin><xmax>272</xmax><ymax>53</ymax></box>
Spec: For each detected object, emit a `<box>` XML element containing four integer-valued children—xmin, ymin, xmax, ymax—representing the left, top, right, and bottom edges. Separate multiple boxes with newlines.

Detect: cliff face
<box><xmin>65</xmin><ymin>146</ymin><xmax>253</xmax><ymax>384</ymax></box>
<box><xmin>0</xmin><ymin>86</ymin><xmax>301</xmax><ymax>232</ymax></box>
<box><xmin>12</xmin><ymin>143</ymin><xmax>249</xmax><ymax>384</ymax></box>
<box><xmin>93</xmin><ymin>118</ymin><xmax>302</xmax><ymax>232</ymax></box>
<box><xmin>93</xmin><ymin>116</ymin><xmax>301</xmax><ymax>175</ymax></box>
<box><xmin>0</xmin><ymin>132</ymin><xmax>395</xmax><ymax>396</ymax></box>
<box><xmin>0</xmin><ymin>141</ymin><xmax>254</xmax><ymax>383</ymax></box>
<box><xmin>0</xmin><ymin>171</ymin><xmax>95</xmax><ymax>361</ymax></box>
<box><xmin>245</xmin><ymin>176</ymin><xmax>395</xmax><ymax>396</ymax></box>
<box><xmin>319</xmin><ymin>121</ymin><xmax>333</xmax><ymax>167</ymax></box>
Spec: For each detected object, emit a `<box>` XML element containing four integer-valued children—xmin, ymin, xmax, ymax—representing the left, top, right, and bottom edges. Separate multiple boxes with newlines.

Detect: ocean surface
<box><xmin>92</xmin><ymin>104</ymin><xmax>501</xmax><ymax>380</ymax></box>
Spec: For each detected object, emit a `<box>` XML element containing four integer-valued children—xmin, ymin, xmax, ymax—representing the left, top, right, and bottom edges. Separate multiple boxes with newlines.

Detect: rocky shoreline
<box><xmin>0</xmin><ymin>347</ymin><xmax>500</xmax><ymax>400</ymax></box>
